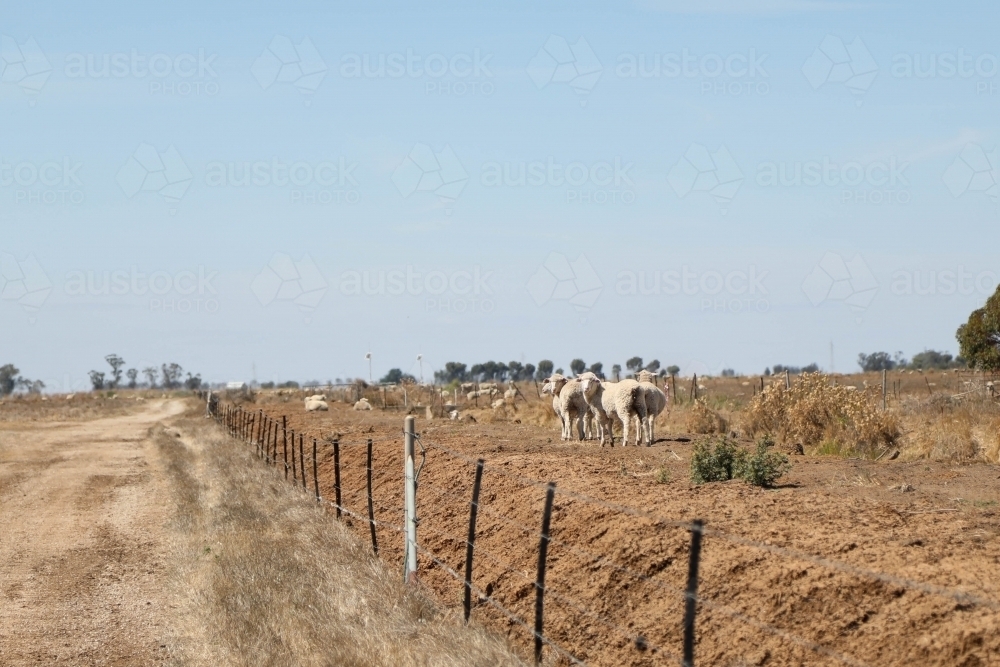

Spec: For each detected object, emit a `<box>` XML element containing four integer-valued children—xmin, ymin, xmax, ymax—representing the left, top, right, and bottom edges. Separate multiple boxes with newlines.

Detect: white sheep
<box><xmin>305</xmin><ymin>398</ymin><xmax>329</xmax><ymax>412</ymax></box>
<box><xmin>353</xmin><ymin>398</ymin><xmax>373</xmax><ymax>411</ymax></box>
<box><xmin>461</xmin><ymin>382</ymin><xmax>475</xmax><ymax>391</ymax></box>
<box><xmin>635</xmin><ymin>370</ymin><xmax>668</xmax><ymax>445</ymax></box>
<box><xmin>503</xmin><ymin>387</ymin><xmax>517</xmax><ymax>401</ymax></box>
<box><xmin>540</xmin><ymin>377</ymin><xmax>568</xmax><ymax>439</ymax></box>
<box><xmin>546</xmin><ymin>375</ymin><xmax>591</xmax><ymax>441</ymax></box>
<box><xmin>579</xmin><ymin>374</ymin><xmax>646</xmax><ymax>447</ymax></box>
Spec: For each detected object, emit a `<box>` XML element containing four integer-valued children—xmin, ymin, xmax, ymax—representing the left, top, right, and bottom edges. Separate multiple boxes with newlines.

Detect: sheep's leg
<box><xmin>575</xmin><ymin>410</ymin><xmax>585</xmax><ymax>441</ymax></box>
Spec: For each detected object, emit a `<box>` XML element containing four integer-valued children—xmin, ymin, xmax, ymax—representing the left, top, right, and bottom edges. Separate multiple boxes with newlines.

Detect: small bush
<box><xmin>739</xmin><ymin>436</ymin><xmax>791</xmax><ymax>488</ymax></box>
<box><xmin>690</xmin><ymin>436</ymin><xmax>791</xmax><ymax>488</ymax></box>
<box><xmin>690</xmin><ymin>437</ymin><xmax>743</xmax><ymax>483</ymax></box>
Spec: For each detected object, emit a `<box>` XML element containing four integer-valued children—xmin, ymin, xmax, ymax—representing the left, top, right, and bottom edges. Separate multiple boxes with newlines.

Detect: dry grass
<box><xmin>0</xmin><ymin>392</ymin><xmax>140</xmax><ymax>422</ymax></box>
<box><xmin>741</xmin><ymin>372</ymin><xmax>900</xmax><ymax>457</ymax></box>
<box><xmin>161</xmin><ymin>408</ymin><xmax>523</xmax><ymax>667</ymax></box>
<box><xmin>897</xmin><ymin>394</ymin><xmax>1000</xmax><ymax>463</ymax></box>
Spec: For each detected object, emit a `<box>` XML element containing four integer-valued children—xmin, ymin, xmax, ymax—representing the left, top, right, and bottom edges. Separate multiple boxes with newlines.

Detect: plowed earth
<box><xmin>246</xmin><ymin>400</ymin><xmax>1000</xmax><ymax>667</ymax></box>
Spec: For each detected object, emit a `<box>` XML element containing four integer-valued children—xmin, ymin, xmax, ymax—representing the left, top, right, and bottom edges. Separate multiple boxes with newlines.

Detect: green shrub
<box><xmin>738</xmin><ymin>436</ymin><xmax>792</xmax><ymax>488</ymax></box>
<box><xmin>690</xmin><ymin>435</ymin><xmax>791</xmax><ymax>488</ymax></box>
<box><xmin>690</xmin><ymin>437</ymin><xmax>744</xmax><ymax>484</ymax></box>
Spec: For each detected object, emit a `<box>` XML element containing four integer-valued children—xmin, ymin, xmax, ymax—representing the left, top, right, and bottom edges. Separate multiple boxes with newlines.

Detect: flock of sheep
<box><xmin>542</xmin><ymin>370</ymin><xmax>668</xmax><ymax>447</ymax></box>
<box><xmin>297</xmin><ymin>372</ymin><xmax>668</xmax><ymax>447</ymax></box>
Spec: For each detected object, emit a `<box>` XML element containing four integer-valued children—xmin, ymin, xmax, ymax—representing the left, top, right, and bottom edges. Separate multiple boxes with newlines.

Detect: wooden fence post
<box><xmin>283</xmin><ymin>418</ymin><xmax>289</xmax><ymax>480</ymax></box>
<box><xmin>313</xmin><ymin>438</ymin><xmax>320</xmax><ymax>501</ymax></box>
<box><xmin>403</xmin><ymin>416</ymin><xmax>417</xmax><ymax>584</ymax></box>
<box><xmin>333</xmin><ymin>437</ymin><xmax>342</xmax><ymax>518</ymax></box>
<box><xmin>299</xmin><ymin>434</ymin><xmax>306</xmax><ymax>490</ymax></box>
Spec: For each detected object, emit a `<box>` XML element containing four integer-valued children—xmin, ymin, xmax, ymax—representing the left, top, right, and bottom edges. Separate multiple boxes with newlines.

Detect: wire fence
<box><xmin>206</xmin><ymin>396</ymin><xmax>999</xmax><ymax>667</ymax></box>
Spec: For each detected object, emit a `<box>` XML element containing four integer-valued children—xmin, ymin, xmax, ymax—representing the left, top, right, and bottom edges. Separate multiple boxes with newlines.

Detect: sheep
<box><xmin>305</xmin><ymin>398</ymin><xmax>329</xmax><ymax>412</ymax></box>
<box><xmin>636</xmin><ymin>370</ymin><xmax>668</xmax><ymax>445</ymax></box>
<box><xmin>579</xmin><ymin>374</ymin><xmax>646</xmax><ymax>447</ymax></box>
<box><xmin>491</xmin><ymin>398</ymin><xmax>505</xmax><ymax>409</ymax></box>
<box><xmin>546</xmin><ymin>375</ymin><xmax>591</xmax><ymax>441</ymax></box>
<box><xmin>540</xmin><ymin>376</ymin><xmax>568</xmax><ymax>439</ymax></box>
<box><xmin>461</xmin><ymin>382</ymin><xmax>475</xmax><ymax>391</ymax></box>
<box><xmin>307</xmin><ymin>394</ymin><xmax>327</xmax><ymax>402</ymax></box>
<box><xmin>353</xmin><ymin>398</ymin><xmax>373</xmax><ymax>411</ymax></box>
<box><xmin>503</xmin><ymin>387</ymin><xmax>517</xmax><ymax>401</ymax></box>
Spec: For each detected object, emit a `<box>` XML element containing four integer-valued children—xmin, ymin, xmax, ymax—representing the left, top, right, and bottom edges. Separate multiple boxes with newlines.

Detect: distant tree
<box><xmin>764</xmin><ymin>367</ymin><xmax>771</xmax><ymax>376</ymax></box>
<box><xmin>279</xmin><ymin>381</ymin><xmax>300</xmax><ymax>389</ymax></box>
<box><xmin>104</xmin><ymin>354</ymin><xmax>125</xmax><ymax>388</ymax></box>
<box><xmin>588</xmin><ymin>362</ymin><xmax>604</xmax><ymax>379</ymax></box>
<box><xmin>570</xmin><ymin>359</ymin><xmax>587</xmax><ymax>376</ymax></box>
<box><xmin>380</xmin><ymin>368</ymin><xmax>416</xmax><ymax>384</ymax></box>
<box><xmin>142</xmin><ymin>367</ymin><xmax>159</xmax><ymax>388</ymax></box>
<box><xmin>523</xmin><ymin>363</ymin><xmax>536</xmax><ymax>380</ymax></box>
<box><xmin>0</xmin><ymin>364</ymin><xmax>19</xmax><ymax>396</ymax></box>
<box><xmin>612</xmin><ymin>364</ymin><xmax>622</xmax><ymax>381</ymax></box>
<box><xmin>857</xmin><ymin>352</ymin><xmax>895</xmax><ymax>372</ymax></box>
<box><xmin>626</xmin><ymin>357</ymin><xmax>644</xmax><ymax>374</ymax></box>
<box><xmin>260</xmin><ymin>381</ymin><xmax>276</xmax><ymax>389</ymax></box>
<box><xmin>126</xmin><ymin>368</ymin><xmax>138</xmax><ymax>389</ymax></box>
<box><xmin>721</xmin><ymin>369</ymin><xmax>736</xmax><ymax>377</ymax></box>
<box><xmin>536</xmin><ymin>360</ymin><xmax>554</xmax><ymax>380</ymax></box>
<box><xmin>909</xmin><ymin>350</ymin><xmax>963</xmax><ymax>371</ymax></box>
<box><xmin>434</xmin><ymin>362</ymin><xmax>468</xmax><ymax>384</ymax></box>
<box><xmin>507</xmin><ymin>361</ymin><xmax>525</xmax><ymax>381</ymax></box>
<box><xmin>666</xmin><ymin>365</ymin><xmax>680</xmax><ymax>377</ymax></box>
<box><xmin>958</xmin><ymin>288</ymin><xmax>1000</xmax><ymax>371</ymax></box>
<box><xmin>469</xmin><ymin>363</ymin><xmax>485</xmax><ymax>380</ymax></box>
<box><xmin>161</xmin><ymin>363</ymin><xmax>184</xmax><ymax>389</ymax></box>
<box><xmin>645</xmin><ymin>359</ymin><xmax>661</xmax><ymax>374</ymax></box>
<box><xmin>184</xmin><ymin>373</ymin><xmax>203</xmax><ymax>390</ymax></box>
<box><xmin>88</xmin><ymin>370</ymin><xmax>106</xmax><ymax>391</ymax></box>
<box><xmin>555</xmin><ymin>368</ymin><xmax>564</xmax><ymax>375</ymax></box>
<box><xmin>801</xmin><ymin>363</ymin><xmax>819</xmax><ymax>373</ymax></box>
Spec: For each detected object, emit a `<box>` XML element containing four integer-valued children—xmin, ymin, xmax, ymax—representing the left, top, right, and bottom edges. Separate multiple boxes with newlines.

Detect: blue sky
<box><xmin>2</xmin><ymin>1</ymin><xmax>999</xmax><ymax>389</ymax></box>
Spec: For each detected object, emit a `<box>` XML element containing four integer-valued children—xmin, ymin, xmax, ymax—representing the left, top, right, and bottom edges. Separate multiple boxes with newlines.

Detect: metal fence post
<box><xmin>534</xmin><ymin>482</ymin><xmax>556</xmax><ymax>665</ymax></box>
<box><xmin>403</xmin><ymin>416</ymin><xmax>417</xmax><ymax>584</ymax></box>
<box><xmin>367</xmin><ymin>438</ymin><xmax>378</xmax><ymax>555</ymax></box>
<box><xmin>313</xmin><ymin>438</ymin><xmax>320</xmax><ymax>501</ymax></box>
<box><xmin>463</xmin><ymin>459</ymin><xmax>485</xmax><ymax>624</ymax></box>
<box><xmin>683</xmin><ymin>519</ymin><xmax>704</xmax><ymax>667</ymax></box>
<box><xmin>283</xmin><ymin>418</ymin><xmax>289</xmax><ymax>480</ymax></box>
<box><xmin>333</xmin><ymin>438</ymin><xmax>342</xmax><ymax>518</ymax></box>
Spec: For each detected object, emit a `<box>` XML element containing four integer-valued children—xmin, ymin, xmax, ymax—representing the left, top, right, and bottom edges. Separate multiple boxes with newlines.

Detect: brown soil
<box><xmin>0</xmin><ymin>400</ymin><xmax>184</xmax><ymax>666</ymax></box>
<box><xmin>254</xmin><ymin>399</ymin><xmax>1000</xmax><ymax>667</ymax></box>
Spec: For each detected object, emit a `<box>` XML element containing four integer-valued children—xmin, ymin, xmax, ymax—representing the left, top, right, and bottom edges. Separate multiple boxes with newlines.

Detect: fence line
<box><xmin>209</xmin><ymin>399</ymin><xmax>994</xmax><ymax>666</ymax></box>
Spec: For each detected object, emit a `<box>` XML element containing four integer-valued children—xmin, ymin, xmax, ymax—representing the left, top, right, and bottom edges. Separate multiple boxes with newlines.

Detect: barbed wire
<box><xmin>414</xmin><ymin>541</ymin><xmax>587</xmax><ymax>666</ymax></box>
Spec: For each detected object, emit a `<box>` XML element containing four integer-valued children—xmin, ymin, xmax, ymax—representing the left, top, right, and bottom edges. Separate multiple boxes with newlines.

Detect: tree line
<box><xmin>88</xmin><ymin>354</ymin><xmax>203</xmax><ymax>391</ymax></box>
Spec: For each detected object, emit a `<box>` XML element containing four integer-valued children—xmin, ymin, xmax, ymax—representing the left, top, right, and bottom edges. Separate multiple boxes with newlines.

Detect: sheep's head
<box><xmin>637</xmin><ymin>370</ymin><xmax>655</xmax><ymax>384</ymax></box>
<box><xmin>579</xmin><ymin>375</ymin><xmax>601</xmax><ymax>397</ymax></box>
<box><xmin>543</xmin><ymin>375</ymin><xmax>568</xmax><ymax>395</ymax></box>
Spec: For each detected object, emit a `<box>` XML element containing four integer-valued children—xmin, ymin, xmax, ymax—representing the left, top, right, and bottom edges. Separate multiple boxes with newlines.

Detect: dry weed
<box><xmin>897</xmin><ymin>394</ymin><xmax>1000</xmax><ymax>462</ymax></box>
<box><xmin>741</xmin><ymin>373</ymin><xmax>900</xmax><ymax>456</ymax></box>
<box><xmin>685</xmin><ymin>398</ymin><xmax>728</xmax><ymax>434</ymax></box>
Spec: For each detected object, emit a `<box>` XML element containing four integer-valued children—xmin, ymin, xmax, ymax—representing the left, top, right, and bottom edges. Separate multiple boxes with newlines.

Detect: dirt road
<box><xmin>0</xmin><ymin>400</ymin><xmax>185</xmax><ymax>666</ymax></box>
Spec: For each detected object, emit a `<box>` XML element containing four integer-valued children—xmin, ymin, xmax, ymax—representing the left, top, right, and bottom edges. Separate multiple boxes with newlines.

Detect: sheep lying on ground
<box><xmin>353</xmin><ymin>398</ymin><xmax>373</xmax><ymax>411</ymax></box>
<box><xmin>579</xmin><ymin>373</ymin><xmax>646</xmax><ymax>446</ymax></box>
<box><xmin>305</xmin><ymin>395</ymin><xmax>329</xmax><ymax>411</ymax></box>
<box><xmin>635</xmin><ymin>370</ymin><xmax>668</xmax><ymax>445</ymax></box>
